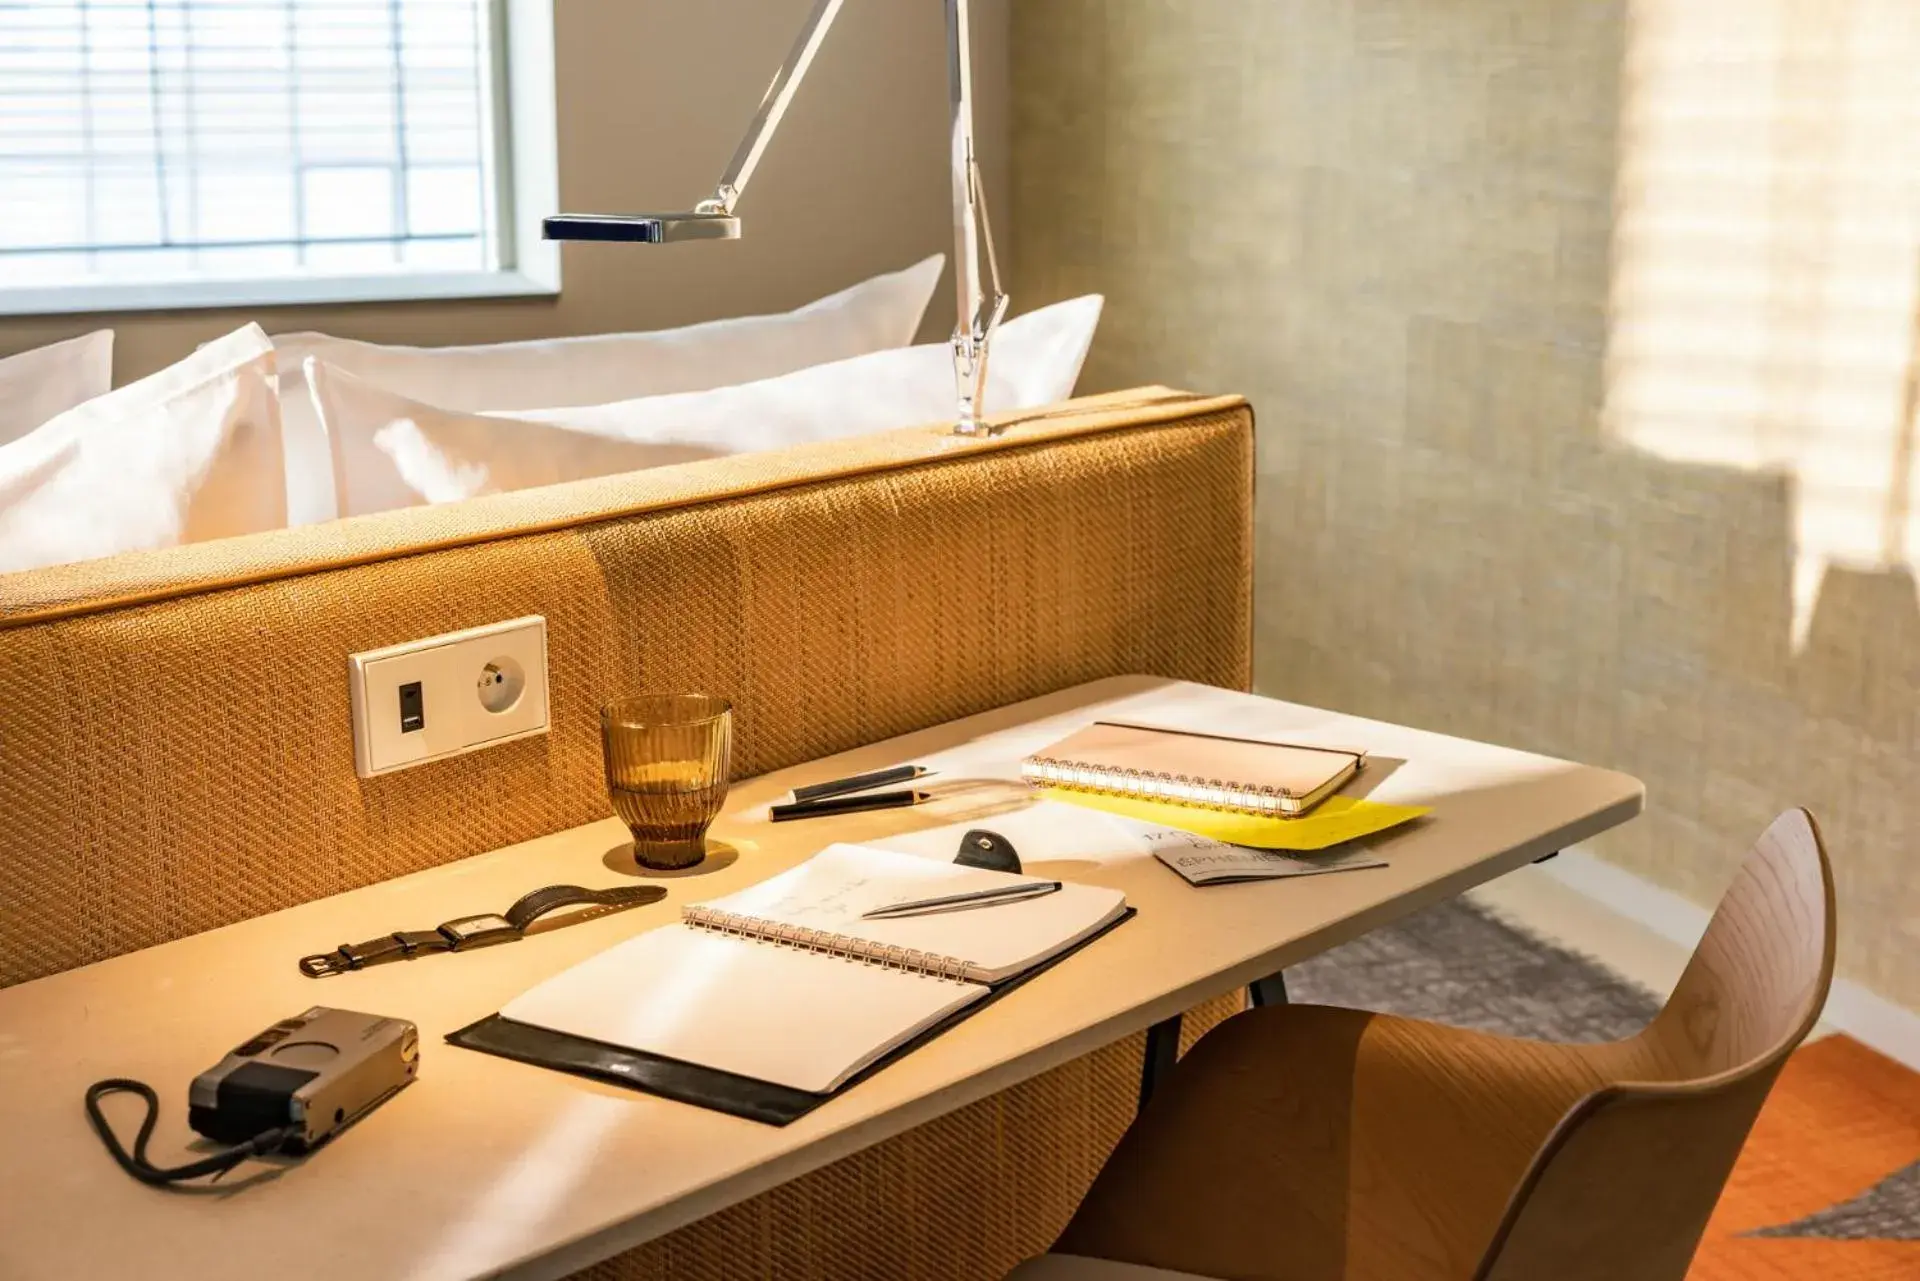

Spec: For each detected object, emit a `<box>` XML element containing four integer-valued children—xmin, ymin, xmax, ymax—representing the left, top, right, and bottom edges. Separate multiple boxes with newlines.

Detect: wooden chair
<box><xmin>1009</xmin><ymin>809</ymin><xmax>1837</xmax><ymax>1281</ymax></box>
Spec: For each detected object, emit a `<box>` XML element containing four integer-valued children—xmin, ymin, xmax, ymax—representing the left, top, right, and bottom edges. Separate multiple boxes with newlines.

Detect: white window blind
<box><xmin>0</xmin><ymin>0</ymin><xmax>507</xmax><ymax>301</ymax></box>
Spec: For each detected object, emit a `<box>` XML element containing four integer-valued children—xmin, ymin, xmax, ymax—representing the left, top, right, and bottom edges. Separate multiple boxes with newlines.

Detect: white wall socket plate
<box><xmin>349</xmin><ymin>616</ymin><xmax>550</xmax><ymax>779</ymax></box>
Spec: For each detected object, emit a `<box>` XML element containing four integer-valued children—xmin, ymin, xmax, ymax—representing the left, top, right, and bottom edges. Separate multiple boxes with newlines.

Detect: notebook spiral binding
<box><xmin>1021</xmin><ymin>757</ymin><xmax>1291</xmax><ymax>815</ymax></box>
<box><xmin>682</xmin><ymin>906</ymin><xmax>975</xmax><ymax>983</ymax></box>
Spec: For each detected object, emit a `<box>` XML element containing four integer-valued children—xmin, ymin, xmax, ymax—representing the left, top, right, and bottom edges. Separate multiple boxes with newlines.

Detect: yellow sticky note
<box><xmin>1042</xmin><ymin>789</ymin><xmax>1429</xmax><ymax>851</ymax></box>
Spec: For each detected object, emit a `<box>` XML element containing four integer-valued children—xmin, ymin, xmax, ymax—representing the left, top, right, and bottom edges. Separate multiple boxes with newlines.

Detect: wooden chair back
<box><xmin>1475</xmin><ymin>808</ymin><xmax>1837</xmax><ymax>1281</ymax></box>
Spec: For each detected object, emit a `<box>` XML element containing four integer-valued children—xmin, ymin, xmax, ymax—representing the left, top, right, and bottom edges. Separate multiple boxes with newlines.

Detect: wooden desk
<box><xmin>0</xmin><ymin>677</ymin><xmax>1641</xmax><ymax>1281</ymax></box>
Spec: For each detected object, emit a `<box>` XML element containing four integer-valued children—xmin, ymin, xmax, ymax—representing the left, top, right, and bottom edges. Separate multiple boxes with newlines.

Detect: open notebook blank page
<box><xmin>500</xmin><ymin>924</ymin><xmax>983</xmax><ymax>1094</ymax></box>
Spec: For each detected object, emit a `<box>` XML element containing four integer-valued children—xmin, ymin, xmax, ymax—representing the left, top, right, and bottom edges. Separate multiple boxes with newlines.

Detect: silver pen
<box><xmin>861</xmin><ymin>881</ymin><xmax>1062</xmax><ymax>921</ymax></box>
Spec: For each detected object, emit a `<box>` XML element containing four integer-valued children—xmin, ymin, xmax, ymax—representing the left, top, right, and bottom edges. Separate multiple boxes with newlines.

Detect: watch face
<box><xmin>443</xmin><ymin>914</ymin><xmax>514</xmax><ymax>942</ymax></box>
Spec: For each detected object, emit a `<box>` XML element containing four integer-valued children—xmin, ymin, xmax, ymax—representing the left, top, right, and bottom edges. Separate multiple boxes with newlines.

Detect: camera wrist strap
<box><xmin>85</xmin><ymin>1079</ymin><xmax>294</xmax><ymax>1185</ymax></box>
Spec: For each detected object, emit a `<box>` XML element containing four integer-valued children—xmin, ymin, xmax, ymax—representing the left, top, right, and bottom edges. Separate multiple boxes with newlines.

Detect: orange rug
<box><xmin>1689</xmin><ymin>1035</ymin><xmax>1920</xmax><ymax>1279</ymax></box>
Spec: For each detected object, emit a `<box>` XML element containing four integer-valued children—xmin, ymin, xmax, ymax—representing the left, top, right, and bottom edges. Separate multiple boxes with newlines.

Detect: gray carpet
<box><xmin>1751</xmin><ymin>1162</ymin><xmax>1920</xmax><ymax>1241</ymax></box>
<box><xmin>1288</xmin><ymin>895</ymin><xmax>1660</xmax><ymax>1042</ymax></box>
<box><xmin>1285</xmin><ymin>897</ymin><xmax>1920</xmax><ymax>1242</ymax></box>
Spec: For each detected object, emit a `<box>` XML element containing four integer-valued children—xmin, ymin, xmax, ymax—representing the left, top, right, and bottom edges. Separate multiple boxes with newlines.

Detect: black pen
<box><xmin>792</xmin><ymin>764</ymin><xmax>934</xmax><ymax>803</ymax></box>
<box><xmin>769</xmin><ymin>789</ymin><xmax>932</xmax><ymax>823</ymax></box>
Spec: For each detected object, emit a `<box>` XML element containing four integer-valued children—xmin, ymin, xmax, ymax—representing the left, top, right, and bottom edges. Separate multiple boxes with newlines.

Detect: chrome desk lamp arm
<box><xmin>542</xmin><ymin>0</ymin><xmax>1007</xmax><ymax>436</ymax></box>
<box><xmin>707</xmin><ymin>0</ymin><xmax>846</xmax><ymax>219</ymax></box>
<box><xmin>945</xmin><ymin>0</ymin><xmax>1008</xmax><ymax>435</ymax></box>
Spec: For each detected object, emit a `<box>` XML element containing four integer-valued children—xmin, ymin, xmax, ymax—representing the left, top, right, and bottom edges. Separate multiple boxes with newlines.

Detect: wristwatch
<box><xmin>299</xmin><ymin>884</ymin><xmax>665</xmax><ymax>977</ymax></box>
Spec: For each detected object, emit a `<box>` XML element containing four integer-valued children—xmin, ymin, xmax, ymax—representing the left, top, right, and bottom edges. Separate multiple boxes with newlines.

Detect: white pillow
<box><xmin>310</xmin><ymin>294</ymin><xmax>1104</xmax><ymax>515</ymax></box>
<box><xmin>272</xmin><ymin>254</ymin><xmax>945</xmax><ymax>526</ymax></box>
<box><xmin>0</xmin><ymin>330</ymin><xmax>113</xmax><ymax>445</ymax></box>
<box><xmin>0</xmin><ymin>324</ymin><xmax>284</xmax><ymax>574</ymax></box>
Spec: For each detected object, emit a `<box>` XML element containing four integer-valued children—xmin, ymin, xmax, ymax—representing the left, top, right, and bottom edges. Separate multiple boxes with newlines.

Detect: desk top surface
<box><xmin>0</xmin><ymin>677</ymin><xmax>1642</xmax><ymax>1281</ymax></box>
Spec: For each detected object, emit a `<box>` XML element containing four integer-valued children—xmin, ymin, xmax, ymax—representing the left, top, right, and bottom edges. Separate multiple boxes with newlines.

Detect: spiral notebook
<box><xmin>1022</xmin><ymin>721</ymin><xmax>1365</xmax><ymax>817</ymax></box>
<box><xmin>484</xmin><ymin>845</ymin><xmax>1129</xmax><ymax>1101</ymax></box>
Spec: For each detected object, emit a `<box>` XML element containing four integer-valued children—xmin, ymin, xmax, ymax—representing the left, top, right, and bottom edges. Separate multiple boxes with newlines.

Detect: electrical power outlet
<box><xmin>349</xmin><ymin>616</ymin><xmax>550</xmax><ymax>779</ymax></box>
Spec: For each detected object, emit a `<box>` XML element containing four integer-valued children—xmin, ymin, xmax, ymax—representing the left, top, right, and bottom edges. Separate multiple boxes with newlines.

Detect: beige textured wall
<box><xmin>1014</xmin><ymin>0</ymin><xmax>1919</xmax><ymax>1009</ymax></box>
<box><xmin>0</xmin><ymin>0</ymin><xmax>1009</xmax><ymax>380</ymax></box>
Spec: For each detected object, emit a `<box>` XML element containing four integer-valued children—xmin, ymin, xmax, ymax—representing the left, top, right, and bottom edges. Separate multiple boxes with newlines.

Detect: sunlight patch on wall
<box><xmin>1605</xmin><ymin>0</ymin><xmax>1920</xmax><ymax>645</ymax></box>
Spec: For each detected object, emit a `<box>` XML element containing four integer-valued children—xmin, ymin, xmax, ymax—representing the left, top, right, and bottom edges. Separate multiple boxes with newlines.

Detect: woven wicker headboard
<box><xmin>0</xmin><ymin>389</ymin><xmax>1253</xmax><ymax>987</ymax></box>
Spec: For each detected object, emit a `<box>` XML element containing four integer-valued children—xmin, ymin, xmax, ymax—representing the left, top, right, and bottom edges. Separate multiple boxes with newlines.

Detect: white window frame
<box><xmin>0</xmin><ymin>0</ymin><xmax>560</xmax><ymax>318</ymax></box>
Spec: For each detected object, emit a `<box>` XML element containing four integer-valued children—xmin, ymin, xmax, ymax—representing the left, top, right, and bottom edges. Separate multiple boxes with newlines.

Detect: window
<box><xmin>0</xmin><ymin>0</ymin><xmax>557</xmax><ymax>314</ymax></box>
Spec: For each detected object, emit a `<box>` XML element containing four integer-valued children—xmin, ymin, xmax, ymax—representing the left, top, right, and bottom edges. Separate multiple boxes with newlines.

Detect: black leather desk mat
<box><xmin>447</xmin><ymin>908</ymin><xmax>1134</xmax><ymax>1126</ymax></box>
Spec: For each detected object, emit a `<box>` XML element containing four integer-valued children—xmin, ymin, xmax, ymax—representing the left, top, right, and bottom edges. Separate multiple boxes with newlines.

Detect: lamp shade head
<box><xmin>542</xmin><ymin>212</ymin><xmax>742</xmax><ymax>244</ymax></box>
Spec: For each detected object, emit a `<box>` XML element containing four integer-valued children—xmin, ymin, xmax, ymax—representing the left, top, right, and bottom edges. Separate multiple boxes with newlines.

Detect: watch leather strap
<box><xmin>299</xmin><ymin>884</ymin><xmax>665</xmax><ymax>977</ymax></box>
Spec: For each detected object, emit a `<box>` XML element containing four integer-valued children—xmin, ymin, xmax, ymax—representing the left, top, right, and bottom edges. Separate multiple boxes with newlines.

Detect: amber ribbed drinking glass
<box><xmin>600</xmin><ymin>694</ymin><xmax>733</xmax><ymax>870</ymax></box>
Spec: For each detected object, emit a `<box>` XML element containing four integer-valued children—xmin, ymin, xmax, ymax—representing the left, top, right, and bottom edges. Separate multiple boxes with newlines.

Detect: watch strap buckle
<box><xmin>298</xmin><ymin>951</ymin><xmax>352</xmax><ymax>978</ymax></box>
<box><xmin>299</xmin><ymin>931</ymin><xmax>414</xmax><ymax>977</ymax></box>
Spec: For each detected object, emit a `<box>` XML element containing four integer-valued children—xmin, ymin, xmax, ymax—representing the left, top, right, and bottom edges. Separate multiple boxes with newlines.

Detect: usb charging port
<box><xmin>398</xmin><ymin>681</ymin><xmax>425</xmax><ymax>734</ymax></box>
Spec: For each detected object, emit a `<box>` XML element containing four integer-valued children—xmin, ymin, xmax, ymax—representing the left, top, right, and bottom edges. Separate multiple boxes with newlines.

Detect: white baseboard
<box><xmin>1535</xmin><ymin>847</ymin><xmax>1920</xmax><ymax>1074</ymax></box>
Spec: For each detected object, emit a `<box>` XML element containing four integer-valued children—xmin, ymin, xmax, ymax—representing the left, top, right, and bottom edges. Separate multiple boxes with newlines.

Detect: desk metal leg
<box><xmin>1249</xmin><ymin>970</ymin><xmax>1289</xmax><ymax>1008</ymax></box>
<box><xmin>1142</xmin><ymin>971</ymin><xmax>1289</xmax><ymax>1110</ymax></box>
<box><xmin>1138</xmin><ymin>1014</ymin><xmax>1182</xmax><ymax>1111</ymax></box>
